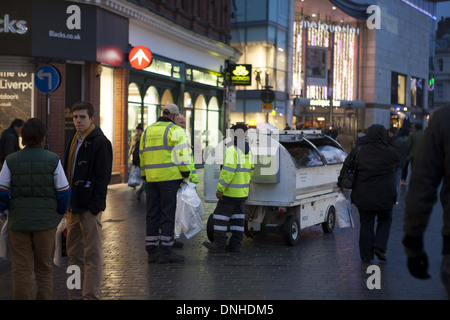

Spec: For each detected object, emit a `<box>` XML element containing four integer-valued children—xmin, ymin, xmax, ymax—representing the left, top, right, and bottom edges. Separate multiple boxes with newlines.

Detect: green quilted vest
<box><xmin>6</xmin><ymin>148</ymin><xmax>59</xmax><ymax>231</ymax></box>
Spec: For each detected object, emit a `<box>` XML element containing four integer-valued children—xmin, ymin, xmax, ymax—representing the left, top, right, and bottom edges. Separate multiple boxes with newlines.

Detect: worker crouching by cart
<box><xmin>203</xmin><ymin>124</ymin><xmax>254</xmax><ymax>253</ymax></box>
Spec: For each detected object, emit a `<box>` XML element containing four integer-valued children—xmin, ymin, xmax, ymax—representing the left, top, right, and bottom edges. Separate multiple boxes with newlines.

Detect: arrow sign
<box><xmin>129</xmin><ymin>46</ymin><xmax>152</xmax><ymax>69</ymax></box>
<box><xmin>34</xmin><ymin>65</ymin><xmax>61</xmax><ymax>94</ymax></box>
<box><xmin>36</xmin><ymin>69</ymin><xmax>52</xmax><ymax>89</ymax></box>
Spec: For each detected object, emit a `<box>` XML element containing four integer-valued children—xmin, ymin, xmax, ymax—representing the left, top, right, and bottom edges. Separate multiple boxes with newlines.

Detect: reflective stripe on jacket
<box><xmin>217</xmin><ymin>145</ymin><xmax>254</xmax><ymax>198</ymax></box>
<box><xmin>140</xmin><ymin>120</ymin><xmax>191</xmax><ymax>182</ymax></box>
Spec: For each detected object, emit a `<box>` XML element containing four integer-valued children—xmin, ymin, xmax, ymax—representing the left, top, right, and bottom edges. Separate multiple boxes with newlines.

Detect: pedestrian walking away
<box><xmin>203</xmin><ymin>123</ymin><xmax>254</xmax><ymax>253</ymax></box>
<box><xmin>398</xmin><ymin>126</ymin><xmax>411</xmax><ymax>186</ymax></box>
<box><xmin>403</xmin><ymin>107</ymin><xmax>450</xmax><ymax>298</ymax></box>
<box><xmin>63</xmin><ymin>101</ymin><xmax>113</xmax><ymax>300</ymax></box>
<box><xmin>130</xmin><ymin>123</ymin><xmax>145</xmax><ymax>201</ymax></box>
<box><xmin>0</xmin><ymin>119</ymin><xmax>24</xmax><ymax>167</ymax></box>
<box><xmin>0</xmin><ymin>118</ymin><xmax>70</xmax><ymax>300</ymax></box>
<box><xmin>337</xmin><ymin>124</ymin><xmax>398</xmax><ymax>263</ymax></box>
<box><xmin>140</xmin><ymin>103</ymin><xmax>191</xmax><ymax>263</ymax></box>
<box><xmin>336</xmin><ymin>127</ymin><xmax>355</xmax><ymax>155</ymax></box>
<box><xmin>407</xmin><ymin>122</ymin><xmax>424</xmax><ymax>171</ymax></box>
<box><xmin>388</xmin><ymin>126</ymin><xmax>408</xmax><ymax>203</ymax></box>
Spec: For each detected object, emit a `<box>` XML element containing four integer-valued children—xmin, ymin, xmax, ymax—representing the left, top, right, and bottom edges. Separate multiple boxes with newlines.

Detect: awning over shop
<box><xmin>329</xmin><ymin>0</ymin><xmax>371</xmax><ymax>21</ymax></box>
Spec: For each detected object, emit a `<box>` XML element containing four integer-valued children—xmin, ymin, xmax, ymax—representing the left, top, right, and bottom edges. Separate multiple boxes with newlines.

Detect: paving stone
<box><xmin>0</xmin><ymin>168</ymin><xmax>448</xmax><ymax>300</ymax></box>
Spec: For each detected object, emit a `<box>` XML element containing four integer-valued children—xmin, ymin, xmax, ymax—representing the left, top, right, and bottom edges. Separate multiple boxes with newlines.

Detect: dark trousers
<box><xmin>145</xmin><ymin>180</ymin><xmax>182</xmax><ymax>255</ymax></box>
<box><xmin>212</xmin><ymin>196</ymin><xmax>245</xmax><ymax>249</ymax></box>
<box><xmin>358</xmin><ymin>208</ymin><xmax>393</xmax><ymax>261</ymax></box>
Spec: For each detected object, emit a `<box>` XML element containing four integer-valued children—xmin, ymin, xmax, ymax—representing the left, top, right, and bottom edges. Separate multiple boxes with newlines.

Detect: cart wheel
<box><xmin>206</xmin><ymin>214</ymin><xmax>214</xmax><ymax>242</ymax></box>
<box><xmin>244</xmin><ymin>220</ymin><xmax>254</xmax><ymax>238</ymax></box>
<box><xmin>321</xmin><ymin>205</ymin><xmax>336</xmax><ymax>233</ymax></box>
<box><xmin>283</xmin><ymin>215</ymin><xmax>300</xmax><ymax>246</ymax></box>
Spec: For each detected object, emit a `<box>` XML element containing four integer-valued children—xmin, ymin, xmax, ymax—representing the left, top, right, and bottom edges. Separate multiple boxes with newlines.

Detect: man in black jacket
<box><xmin>63</xmin><ymin>101</ymin><xmax>112</xmax><ymax>300</ymax></box>
<box><xmin>0</xmin><ymin>119</ymin><xmax>24</xmax><ymax>167</ymax></box>
<box><xmin>403</xmin><ymin>107</ymin><xmax>450</xmax><ymax>297</ymax></box>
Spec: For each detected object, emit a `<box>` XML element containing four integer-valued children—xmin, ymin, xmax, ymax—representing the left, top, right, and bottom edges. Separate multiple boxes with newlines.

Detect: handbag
<box><xmin>341</xmin><ymin>146</ymin><xmax>361</xmax><ymax>189</ymax></box>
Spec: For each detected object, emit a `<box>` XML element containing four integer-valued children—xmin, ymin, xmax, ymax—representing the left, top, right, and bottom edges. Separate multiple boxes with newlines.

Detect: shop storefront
<box><xmin>0</xmin><ymin>0</ymin><xmax>129</xmax><ymax>182</ymax></box>
<box><xmin>389</xmin><ymin>75</ymin><xmax>426</xmax><ymax>129</ymax></box>
<box><xmin>123</xmin><ymin>1</ymin><xmax>240</xmax><ymax>166</ymax></box>
<box><xmin>292</xmin><ymin>16</ymin><xmax>364</xmax><ymax>135</ymax></box>
<box><xmin>128</xmin><ymin>57</ymin><xmax>224</xmax><ymax>165</ymax></box>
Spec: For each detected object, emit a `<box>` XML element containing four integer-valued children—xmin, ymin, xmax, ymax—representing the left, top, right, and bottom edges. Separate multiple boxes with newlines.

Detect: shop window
<box><xmin>184</xmin><ymin>92</ymin><xmax>193</xmax><ymax>145</ymax></box>
<box><xmin>128</xmin><ymin>82</ymin><xmax>141</xmax><ymax>141</ymax></box>
<box><xmin>193</xmin><ymin>95</ymin><xmax>208</xmax><ymax>163</ymax></box>
<box><xmin>145</xmin><ymin>86</ymin><xmax>158</xmax><ymax>126</ymax></box>
<box><xmin>391</xmin><ymin>72</ymin><xmax>406</xmax><ymax>105</ymax></box>
<box><xmin>438</xmin><ymin>58</ymin><xmax>443</xmax><ymax>72</ymax></box>
<box><xmin>161</xmin><ymin>89</ymin><xmax>173</xmax><ymax>107</ymax></box>
<box><xmin>410</xmin><ymin>77</ymin><xmax>424</xmax><ymax>107</ymax></box>
<box><xmin>100</xmin><ymin>66</ymin><xmax>115</xmax><ymax>146</ymax></box>
<box><xmin>207</xmin><ymin>97</ymin><xmax>220</xmax><ymax>149</ymax></box>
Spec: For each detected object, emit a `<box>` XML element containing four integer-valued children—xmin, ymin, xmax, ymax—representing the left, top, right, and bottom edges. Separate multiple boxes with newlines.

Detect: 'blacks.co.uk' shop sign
<box><xmin>228</xmin><ymin>64</ymin><xmax>252</xmax><ymax>86</ymax></box>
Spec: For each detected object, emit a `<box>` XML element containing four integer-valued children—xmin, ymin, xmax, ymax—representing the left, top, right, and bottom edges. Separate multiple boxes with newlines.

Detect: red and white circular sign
<box><xmin>345</xmin><ymin>106</ymin><xmax>354</xmax><ymax>117</ymax></box>
<box><xmin>129</xmin><ymin>46</ymin><xmax>152</xmax><ymax>69</ymax></box>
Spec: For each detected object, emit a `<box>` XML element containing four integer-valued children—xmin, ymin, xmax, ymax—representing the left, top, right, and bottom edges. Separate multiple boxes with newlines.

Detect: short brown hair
<box><xmin>72</xmin><ymin>101</ymin><xmax>94</xmax><ymax>118</ymax></box>
<box><xmin>21</xmin><ymin>118</ymin><xmax>47</xmax><ymax>148</ymax></box>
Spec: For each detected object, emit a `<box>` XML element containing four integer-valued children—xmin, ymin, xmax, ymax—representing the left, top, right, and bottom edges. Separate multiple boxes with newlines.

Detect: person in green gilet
<box><xmin>0</xmin><ymin>118</ymin><xmax>70</xmax><ymax>300</ymax></box>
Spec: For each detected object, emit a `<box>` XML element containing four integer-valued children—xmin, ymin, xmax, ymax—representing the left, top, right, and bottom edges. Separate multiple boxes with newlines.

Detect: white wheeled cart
<box><xmin>204</xmin><ymin>129</ymin><xmax>347</xmax><ymax>246</ymax></box>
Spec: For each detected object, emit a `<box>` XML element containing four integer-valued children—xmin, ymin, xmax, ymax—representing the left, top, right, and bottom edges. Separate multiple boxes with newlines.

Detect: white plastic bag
<box><xmin>128</xmin><ymin>165</ymin><xmax>141</xmax><ymax>188</ymax></box>
<box><xmin>174</xmin><ymin>182</ymin><xmax>205</xmax><ymax>239</ymax></box>
<box><xmin>0</xmin><ymin>211</ymin><xmax>9</xmax><ymax>260</ymax></box>
<box><xmin>335</xmin><ymin>193</ymin><xmax>354</xmax><ymax>228</ymax></box>
<box><xmin>53</xmin><ymin>217</ymin><xmax>67</xmax><ymax>267</ymax></box>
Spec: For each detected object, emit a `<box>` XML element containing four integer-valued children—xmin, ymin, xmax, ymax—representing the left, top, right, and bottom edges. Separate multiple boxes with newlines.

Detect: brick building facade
<box><xmin>0</xmin><ymin>0</ymin><xmax>238</xmax><ymax>184</ymax></box>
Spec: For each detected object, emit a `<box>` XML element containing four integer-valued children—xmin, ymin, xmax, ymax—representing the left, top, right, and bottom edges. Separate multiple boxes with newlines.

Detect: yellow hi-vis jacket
<box><xmin>217</xmin><ymin>143</ymin><xmax>254</xmax><ymax>198</ymax></box>
<box><xmin>139</xmin><ymin>120</ymin><xmax>191</xmax><ymax>182</ymax></box>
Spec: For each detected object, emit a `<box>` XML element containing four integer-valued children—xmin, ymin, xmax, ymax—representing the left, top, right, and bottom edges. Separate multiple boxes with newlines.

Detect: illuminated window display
<box><xmin>293</xmin><ymin>19</ymin><xmax>358</xmax><ymax>101</ymax></box>
<box><xmin>292</xmin><ymin>18</ymin><xmax>359</xmax><ymax>131</ymax></box>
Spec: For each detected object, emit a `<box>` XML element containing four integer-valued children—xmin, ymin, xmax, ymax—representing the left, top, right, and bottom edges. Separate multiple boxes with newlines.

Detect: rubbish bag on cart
<box><xmin>174</xmin><ymin>182</ymin><xmax>205</xmax><ymax>239</ymax></box>
<box><xmin>335</xmin><ymin>192</ymin><xmax>354</xmax><ymax>228</ymax></box>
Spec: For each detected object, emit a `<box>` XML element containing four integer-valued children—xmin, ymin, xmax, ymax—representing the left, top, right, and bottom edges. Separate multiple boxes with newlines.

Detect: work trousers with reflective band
<box><xmin>145</xmin><ymin>180</ymin><xmax>181</xmax><ymax>255</ymax></box>
<box><xmin>66</xmin><ymin>210</ymin><xmax>103</xmax><ymax>300</ymax></box>
<box><xmin>9</xmin><ymin>228</ymin><xmax>56</xmax><ymax>300</ymax></box>
<box><xmin>213</xmin><ymin>196</ymin><xmax>245</xmax><ymax>249</ymax></box>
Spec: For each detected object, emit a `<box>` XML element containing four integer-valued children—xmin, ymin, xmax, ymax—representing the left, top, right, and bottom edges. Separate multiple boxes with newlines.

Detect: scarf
<box><xmin>66</xmin><ymin>123</ymin><xmax>96</xmax><ymax>187</ymax></box>
<box><xmin>66</xmin><ymin>124</ymin><xmax>95</xmax><ymax>218</ymax></box>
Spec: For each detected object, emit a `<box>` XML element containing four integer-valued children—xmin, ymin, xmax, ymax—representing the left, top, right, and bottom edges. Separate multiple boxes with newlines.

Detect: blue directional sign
<box><xmin>34</xmin><ymin>65</ymin><xmax>61</xmax><ymax>94</ymax></box>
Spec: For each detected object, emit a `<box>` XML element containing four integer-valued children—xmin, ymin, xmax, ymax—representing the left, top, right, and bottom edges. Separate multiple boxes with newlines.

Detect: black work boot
<box><xmin>203</xmin><ymin>241</ymin><xmax>226</xmax><ymax>253</ymax></box>
<box><xmin>159</xmin><ymin>252</ymin><xmax>185</xmax><ymax>263</ymax></box>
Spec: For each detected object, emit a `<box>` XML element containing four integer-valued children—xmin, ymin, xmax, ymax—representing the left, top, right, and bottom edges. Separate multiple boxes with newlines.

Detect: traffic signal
<box><xmin>428</xmin><ymin>75</ymin><xmax>434</xmax><ymax>91</ymax></box>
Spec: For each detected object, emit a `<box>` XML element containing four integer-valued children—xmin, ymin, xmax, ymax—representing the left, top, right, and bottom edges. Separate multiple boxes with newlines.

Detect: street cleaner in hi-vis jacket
<box><xmin>203</xmin><ymin>123</ymin><xmax>254</xmax><ymax>253</ymax></box>
<box><xmin>140</xmin><ymin>103</ymin><xmax>191</xmax><ymax>264</ymax></box>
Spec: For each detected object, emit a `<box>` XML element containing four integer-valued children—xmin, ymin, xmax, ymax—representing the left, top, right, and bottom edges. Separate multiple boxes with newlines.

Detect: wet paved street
<box><xmin>0</xmin><ymin>168</ymin><xmax>448</xmax><ymax>301</ymax></box>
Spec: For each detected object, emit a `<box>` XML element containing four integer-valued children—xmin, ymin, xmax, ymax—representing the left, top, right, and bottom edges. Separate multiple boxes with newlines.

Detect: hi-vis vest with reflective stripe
<box><xmin>217</xmin><ymin>145</ymin><xmax>254</xmax><ymax>198</ymax></box>
<box><xmin>139</xmin><ymin>121</ymin><xmax>191</xmax><ymax>182</ymax></box>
